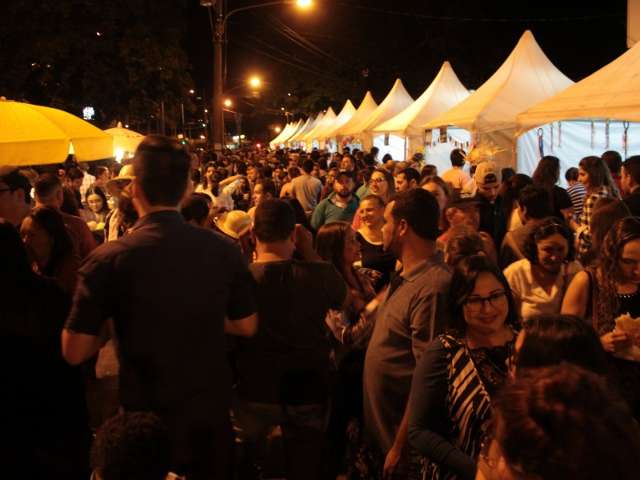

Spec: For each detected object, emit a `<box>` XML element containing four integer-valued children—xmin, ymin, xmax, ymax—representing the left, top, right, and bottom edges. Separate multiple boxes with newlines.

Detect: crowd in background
<box><xmin>3</xmin><ymin>137</ymin><xmax>640</xmax><ymax>480</ymax></box>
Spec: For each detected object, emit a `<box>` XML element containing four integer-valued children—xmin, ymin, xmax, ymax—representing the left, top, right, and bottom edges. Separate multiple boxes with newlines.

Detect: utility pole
<box><xmin>212</xmin><ymin>0</ymin><xmax>224</xmax><ymax>152</ymax></box>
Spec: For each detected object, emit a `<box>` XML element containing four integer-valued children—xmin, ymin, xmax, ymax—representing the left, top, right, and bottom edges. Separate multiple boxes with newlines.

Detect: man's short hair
<box><xmin>450</xmin><ymin>148</ymin><xmax>466</xmax><ymax>167</ymax></box>
<box><xmin>254</xmin><ymin>199</ymin><xmax>296</xmax><ymax>243</ymax></box>
<box><xmin>90</xmin><ymin>412</ymin><xmax>170</xmax><ymax>480</ymax></box>
<box><xmin>398</xmin><ymin>167</ymin><xmax>420</xmax><ymax>184</ymax></box>
<box><xmin>66</xmin><ymin>167</ymin><xmax>84</xmax><ymax>181</ymax></box>
<box><xmin>34</xmin><ymin>173</ymin><xmax>62</xmax><ymax>199</ymax></box>
<box><xmin>391</xmin><ymin>189</ymin><xmax>440</xmax><ymax>241</ymax></box>
<box><xmin>302</xmin><ymin>159</ymin><xmax>314</xmax><ymax>174</ymax></box>
<box><xmin>602</xmin><ymin>150</ymin><xmax>623</xmax><ymax>175</ymax></box>
<box><xmin>133</xmin><ymin>135</ymin><xmax>191</xmax><ymax>206</ymax></box>
<box><xmin>0</xmin><ymin>168</ymin><xmax>31</xmax><ymax>204</ymax></box>
<box><xmin>565</xmin><ymin>167</ymin><xmax>579</xmax><ymax>182</ymax></box>
<box><xmin>518</xmin><ymin>185</ymin><xmax>553</xmax><ymax>219</ymax></box>
<box><xmin>623</xmin><ymin>155</ymin><xmax>640</xmax><ymax>186</ymax></box>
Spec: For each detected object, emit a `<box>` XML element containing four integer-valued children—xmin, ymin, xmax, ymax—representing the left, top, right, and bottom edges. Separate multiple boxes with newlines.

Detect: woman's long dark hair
<box><xmin>447</xmin><ymin>254</ymin><xmax>518</xmax><ymax>335</ymax></box>
<box><xmin>315</xmin><ymin>221</ymin><xmax>352</xmax><ymax>281</ymax></box>
<box><xmin>516</xmin><ymin>314</ymin><xmax>609</xmax><ymax>374</ymax></box>
<box><xmin>27</xmin><ymin>207</ymin><xmax>74</xmax><ymax>277</ymax></box>
<box><xmin>532</xmin><ymin>155</ymin><xmax>560</xmax><ymax>188</ymax></box>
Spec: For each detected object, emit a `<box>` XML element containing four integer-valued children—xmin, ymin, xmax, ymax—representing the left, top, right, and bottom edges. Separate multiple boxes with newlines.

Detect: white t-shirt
<box><xmin>504</xmin><ymin>259</ymin><xmax>581</xmax><ymax>320</ymax></box>
<box><xmin>441</xmin><ymin>167</ymin><xmax>471</xmax><ymax>190</ymax></box>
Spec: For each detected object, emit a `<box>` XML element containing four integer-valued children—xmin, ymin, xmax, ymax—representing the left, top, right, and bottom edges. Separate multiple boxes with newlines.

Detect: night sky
<box><xmin>185</xmin><ymin>0</ymin><xmax>629</xmax><ymax>138</ymax></box>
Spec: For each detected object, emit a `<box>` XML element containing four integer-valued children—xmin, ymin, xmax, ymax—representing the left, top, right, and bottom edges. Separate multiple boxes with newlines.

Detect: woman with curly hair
<box><xmin>562</xmin><ymin>216</ymin><xmax>640</xmax><ymax>418</ymax></box>
<box><xmin>504</xmin><ymin>218</ymin><xmax>580</xmax><ymax>320</ymax></box>
<box><xmin>477</xmin><ymin>364</ymin><xmax>640</xmax><ymax>480</ymax></box>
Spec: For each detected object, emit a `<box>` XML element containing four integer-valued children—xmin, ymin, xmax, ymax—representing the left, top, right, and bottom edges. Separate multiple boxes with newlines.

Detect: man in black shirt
<box><xmin>472</xmin><ymin>161</ymin><xmax>507</xmax><ymax>247</ymax></box>
<box><xmin>234</xmin><ymin>199</ymin><xmax>346</xmax><ymax>480</ymax></box>
<box><xmin>622</xmin><ymin>155</ymin><xmax>640</xmax><ymax>216</ymax></box>
<box><xmin>62</xmin><ymin>135</ymin><xmax>257</xmax><ymax>480</ymax></box>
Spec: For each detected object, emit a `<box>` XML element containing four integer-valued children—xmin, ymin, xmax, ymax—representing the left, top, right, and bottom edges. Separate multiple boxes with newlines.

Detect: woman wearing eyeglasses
<box><xmin>503</xmin><ymin>218</ymin><xmax>580</xmax><ymax>321</ymax></box>
<box><xmin>408</xmin><ymin>255</ymin><xmax>517</xmax><ymax>480</ymax></box>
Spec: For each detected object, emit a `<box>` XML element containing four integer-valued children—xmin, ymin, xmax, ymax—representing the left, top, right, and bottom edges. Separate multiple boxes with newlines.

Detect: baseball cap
<box><xmin>474</xmin><ymin>161</ymin><xmax>501</xmax><ymax>186</ymax></box>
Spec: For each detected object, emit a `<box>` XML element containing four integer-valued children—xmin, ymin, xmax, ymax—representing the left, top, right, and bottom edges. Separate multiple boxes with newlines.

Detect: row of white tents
<box><xmin>270</xmin><ymin>30</ymin><xmax>640</xmax><ymax>178</ymax></box>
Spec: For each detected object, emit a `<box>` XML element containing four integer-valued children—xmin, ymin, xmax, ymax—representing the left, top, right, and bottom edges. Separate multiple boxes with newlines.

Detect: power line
<box><xmin>335</xmin><ymin>2</ymin><xmax>623</xmax><ymax>23</ymax></box>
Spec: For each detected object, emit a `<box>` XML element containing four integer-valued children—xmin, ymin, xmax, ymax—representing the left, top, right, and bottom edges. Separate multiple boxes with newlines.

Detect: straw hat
<box><xmin>106</xmin><ymin>164</ymin><xmax>135</xmax><ymax>197</ymax></box>
<box><xmin>214</xmin><ymin>210</ymin><xmax>252</xmax><ymax>240</ymax></box>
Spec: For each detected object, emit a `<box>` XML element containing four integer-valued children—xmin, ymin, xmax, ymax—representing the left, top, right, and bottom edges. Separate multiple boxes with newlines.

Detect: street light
<box><xmin>223</xmin><ymin>98</ymin><xmax>233</xmax><ymax>108</ymax></box>
<box><xmin>204</xmin><ymin>0</ymin><xmax>313</xmax><ymax>151</ymax></box>
<box><xmin>248</xmin><ymin>76</ymin><xmax>262</xmax><ymax>89</ymax></box>
<box><xmin>274</xmin><ymin>126</ymin><xmax>282</xmax><ymax>133</ymax></box>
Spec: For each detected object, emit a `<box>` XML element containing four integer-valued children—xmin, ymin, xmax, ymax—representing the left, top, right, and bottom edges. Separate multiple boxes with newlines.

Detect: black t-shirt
<box><xmin>66</xmin><ymin>211</ymin><xmax>256</xmax><ymax>417</ymax></box>
<box><xmin>355</xmin><ymin>231</ymin><xmax>396</xmax><ymax>288</ymax></box>
<box><xmin>550</xmin><ymin>185</ymin><xmax>572</xmax><ymax>220</ymax></box>
<box><xmin>235</xmin><ymin>259</ymin><xmax>347</xmax><ymax>405</ymax></box>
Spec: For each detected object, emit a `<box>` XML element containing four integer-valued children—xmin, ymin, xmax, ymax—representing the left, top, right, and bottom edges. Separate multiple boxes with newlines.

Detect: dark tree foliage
<box><xmin>0</xmin><ymin>0</ymin><xmax>195</xmax><ymax>129</ymax></box>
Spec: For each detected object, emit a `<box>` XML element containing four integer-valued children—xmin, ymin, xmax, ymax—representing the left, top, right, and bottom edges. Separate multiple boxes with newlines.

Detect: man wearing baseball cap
<box><xmin>471</xmin><ymin>161</ymin><xmax>507</xmax><ymax>247</ymax></box>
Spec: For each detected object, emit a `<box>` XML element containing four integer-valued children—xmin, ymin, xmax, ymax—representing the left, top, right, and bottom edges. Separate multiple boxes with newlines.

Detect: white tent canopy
<box><xmin>302</xmin><ymin>107</ymin><xmax>336</xmax><ymax>143</ymax></box>
<box><xmin>374</xmin><ymin>62</ymin><xmax>470</xmax><ymax>136</ymax></box>
<box><xmin>269</xmin><ymin>120</ymin><xmax>299</xmax><ymax>149</ymax></box>
<box><xmin>335</xmin><ymin>92</ymin><xmax>378</xmax><ymax>138</ymax></box>
<box><xmin>424</xmin><ymin>30</ymin><xmax>574</xmax><ymax>168</ymax></box>
<box><xmin>518</xmin><ymin>39</ymin><xmax>640</xmax><ymax>130</ymax></box>
<box><xmin>288</xmin><ymin>113</ymin><xmax>322</xmax><ymax>144</ymax></box>
<box><xmin>322</xmin><ymin>100</ymin><xmax>356</xmax><ymax>141</ymax></box>
<box><xmin>341</xmin><ymin>79</ymin><xmax>413</xmax><ymax>143</ymax></box>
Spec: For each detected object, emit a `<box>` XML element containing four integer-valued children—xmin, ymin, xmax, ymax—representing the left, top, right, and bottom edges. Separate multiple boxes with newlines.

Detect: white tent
<box><xmin>302</xmin><ymin>107</ymin><xmax>336</xmax><ymax>149</ymax></box>
<box><xmin>322</xmin><ymin>100</ymin><xmax>357</xmax><ymax>151</ymax></box>
<box><xmin>340</xmin><ymin>79</ymin><xmax>414</xmax><ymax>151</ymax></box>
<box><xmin>373</xmin><ymin>61</ymin><xmax>470</xmax><ymax>160</ymax></box>
<box><xmin>423</xmin><ymin>30</ymin><xmax>574</xmax><ymax>168</ymax></box>
<box><xmin>288</xmin><ymin>113</ymin><xmax>323</xmax><ymax>146</ymax></box>
<box><xmin>269</xmin><ymin>120</ymin><xmax>300</xmax><ymax>149</ymax></box>
<box><xmin>518</xmin><ymin>39</ymin><xmax>640</xmax><ymax>129</ymax></box>
<box><xmin>335</xmin><ymin>92</ymin><xmax>378</xmax><ymax>145</ymax></box>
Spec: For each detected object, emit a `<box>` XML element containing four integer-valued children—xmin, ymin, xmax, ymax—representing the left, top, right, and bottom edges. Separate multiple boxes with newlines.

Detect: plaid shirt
<box><xmin>576</xmin><ymin>185</ymin><xmax>614</xmax><ymax>259</ymax></box>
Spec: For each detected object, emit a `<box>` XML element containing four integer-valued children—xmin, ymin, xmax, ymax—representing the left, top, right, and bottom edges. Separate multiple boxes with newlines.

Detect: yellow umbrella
<box><xmin>0</xmin><ymin>97</ymin><xmax>113</xmax><ymax>166</ymax></box>
<box><xmin>105</xmin><ymin>122</ymin><xmax>144</xmax><ymax>161</ymax></box>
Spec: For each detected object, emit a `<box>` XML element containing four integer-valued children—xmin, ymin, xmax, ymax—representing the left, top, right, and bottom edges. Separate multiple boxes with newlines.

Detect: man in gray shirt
<box><xmin>291</xmin><ymin>159</ymin><xmax>322</xmax><ymax>214</ymax></box>
<box><xmin>363</xmin><ymin>188</ymin><xmax>451</xmax><ymax>478</ymax></box>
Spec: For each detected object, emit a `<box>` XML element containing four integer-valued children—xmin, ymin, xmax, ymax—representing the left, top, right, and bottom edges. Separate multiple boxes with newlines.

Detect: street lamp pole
<box><xmin>207</xmin><ymin>0</ymin><xmax>311</xmax><ymax>152</ymax></box>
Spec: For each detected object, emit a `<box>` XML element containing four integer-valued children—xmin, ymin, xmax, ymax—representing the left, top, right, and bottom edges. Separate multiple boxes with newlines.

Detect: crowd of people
<box><xmin>2</xmin><ymin>137</ymin><xmax>640</xmax><ymax>480</ymax></box>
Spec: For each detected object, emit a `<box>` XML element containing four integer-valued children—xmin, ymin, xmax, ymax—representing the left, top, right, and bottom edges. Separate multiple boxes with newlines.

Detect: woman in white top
<box><xmin>504</xmin><ymin>218</ymin><xmax>581</xmax><ymax>320</ymax></box>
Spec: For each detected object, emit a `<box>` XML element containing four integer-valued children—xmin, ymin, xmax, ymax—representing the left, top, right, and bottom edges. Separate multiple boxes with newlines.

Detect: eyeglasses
<box><xmin>463</xmin><ymin>291</ymin><xmax>507</xmax><ymax>312</ymax></box>
<box><xmin>369</xmin><ymin>177</ymin><xmax>387</xmax><ymax>184</ymax></box>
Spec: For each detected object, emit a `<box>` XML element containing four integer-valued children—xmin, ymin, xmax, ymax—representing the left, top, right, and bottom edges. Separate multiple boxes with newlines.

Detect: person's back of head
<box><xmin>602</xmin><ymin>150</ymin><xmax>623</xmax><ymax>176</ymax></box>
<box><xmin>565</xmin><ymin>166</ymin><xmax>579</xmax><ymax>183</ymax></box>
<box><xmin>444</xmin><ymin>224</ymin><xmax>486</xmax><ymax>267</ymax></box>
<box><xmin>180</xmin><ymin>194</ymin><xmax>210</xmax><ymax>226</ymax></box>
<box><xmin>516</xmin><ymin>314</ymin><xmax>609</xmax><ymax>375</ymax></box>
<box><xmin>302</xmin><ymin>159</ymin><xmax>314</xmax><ymax>175</ymax></box>
<box><xmin>253</xmin><ymin>199</ymin><xmax>296</xmax><ymax>244</ymax></box>
<box><xmin>391</xmin><ymin>188</ymin><xmax>440</xmax><ymax>242</ymax></box>
<box><xmin>421</xmin><ymin>164</ymin><xmax>438</xmax><ymax>179</ymax></box>
<box><xmin>0</xmin><ymin>218</ymin><xmax>32</xmax><ymax>282</ymax></box>
<box><xmin>133</xmin><ymin>135</ymin><xmax>191</xmax><ymax>207</ymax></box>
<box><xmin>66</xmin><ymin>167</ymin><xmax>84</xmax><ymax>182</ymax></box>
<box><xmin>288</xmin><ymin>166</ymin><xmax>301</xmax><ymax>179</ymax></box>
<box><xmin>34</xmin><ymin>173</ymin><xmax>62</xmax><ymax>206</ymax></box>
<box><xmin>518</xmin><ymin>185</ymin><xmax>553</xmax><ymax>220</ymax></box>
<box><xmin>90</xmin><ymin>412</ymin><xmax>171</xmax><ymax>480</ymax></box>
<box><xmin>450</xmin><ymin>148</ymin><xmax>466</xmax><ymax>167</ymax></box>
<box><xmin>315</xmin><ymin>221</ymin><xmax>351</xmax><ymax>274</ymax></box>
<box><xmin>623</xmin><ymin>155</ymin><xmax>640</xmax><ymax>188</ymax></box>
<box><xmin>494</xmin><ymin>363</ymin><xmax>640</xmax><ymax>480</ymax></box>
<box><xmin>532</xmin><ymin>155</ymin><xmax>560</xmax><ymax>187</ymax></box>
<box><xmin>501</xmin><ymin>167</ymin><xmax>515</xmax><ymax>185</ymax></box>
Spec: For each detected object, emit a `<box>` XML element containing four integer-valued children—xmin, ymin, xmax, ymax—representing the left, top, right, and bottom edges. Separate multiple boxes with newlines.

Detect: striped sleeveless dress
<box><xmin>424</xmin><ymin>334</ymin><xmax>513</xmax><ymax>480</ymax></box>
